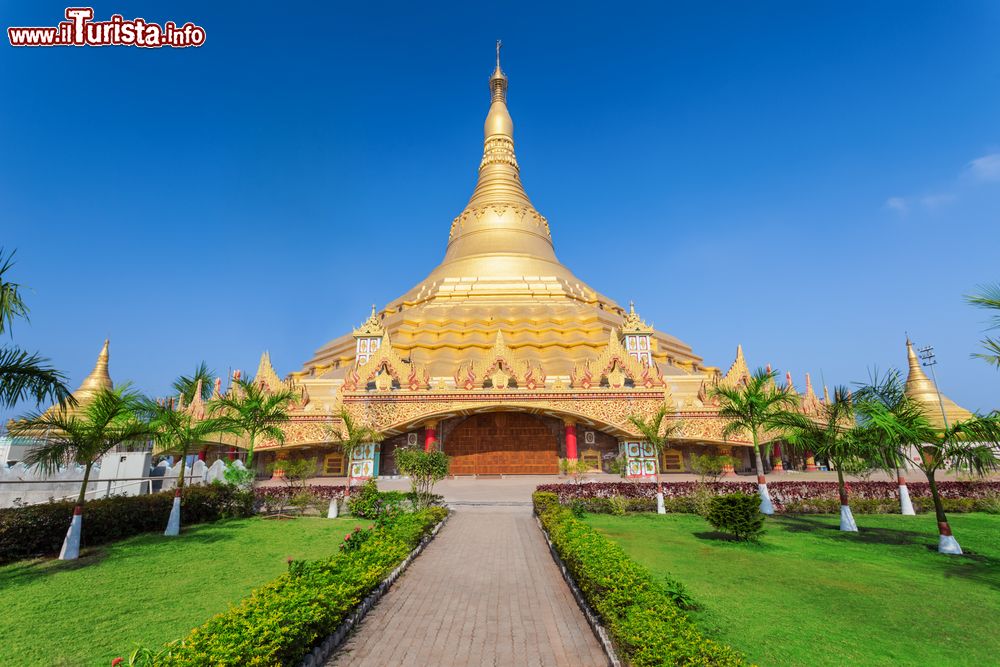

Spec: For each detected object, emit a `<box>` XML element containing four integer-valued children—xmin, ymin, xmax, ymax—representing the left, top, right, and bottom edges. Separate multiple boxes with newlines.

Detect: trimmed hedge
<box><xmin>254</xmin><ymin>484</ymin><xmax>346</xmax><ymax>503</ymax></box>
<box><xmin>140</xmin><ymin>507</ymin><xmax>448</xmax><ymax>666</ymax></box>
<box><xmin>533</xmin><ymin>492</ymin><xmax>746</xmax><ymax>666</ymax></box>
<box><xmin>539</xmin><ymin>481</ymin><xmax>1000</xmax><ymax>512</ymax></box>
<box><xmin>572</xmin><ymin>494</ymin><xmax>1000</xmax><ymax>516</ymax></box>
<box><xmin>0</xmin><ymin>484</ymin><xmax>253</xmax><ymax>565</ymax></box>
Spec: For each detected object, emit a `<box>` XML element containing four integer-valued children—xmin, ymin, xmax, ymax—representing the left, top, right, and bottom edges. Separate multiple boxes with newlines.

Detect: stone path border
<box><xmin>297</xmin><ymin>512</ymin><xmax>451</xmax><ymax>667</ymax></box>
<box><xmin>535</xmin><ymin>515</ymin><xmax>622</xmax><ymax>667</ymax></box>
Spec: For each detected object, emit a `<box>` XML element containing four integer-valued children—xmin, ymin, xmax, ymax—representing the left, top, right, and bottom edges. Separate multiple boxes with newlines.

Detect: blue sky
<box><xmin>2</xmin><ymin>1</ymin><xmax>999</xmax><ymax>421</ymax></box>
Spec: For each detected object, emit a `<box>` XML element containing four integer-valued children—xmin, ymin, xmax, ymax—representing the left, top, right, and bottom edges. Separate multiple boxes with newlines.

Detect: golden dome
<box><xmin>304</xmin><ymin>50</ymin><xmax>701</xmax><ymax>379</ymax></box>
<box><xmin>904</xmin><ymin>338</ymin><xmax>972</xmax><ymax>429</ymax></box>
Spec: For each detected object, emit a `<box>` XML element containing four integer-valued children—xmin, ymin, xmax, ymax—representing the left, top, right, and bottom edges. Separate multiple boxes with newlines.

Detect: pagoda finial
<box><xmin>629</xmin><ymin>300</ymin><xmax>635</xmax><ymax>315</ymax></box>
<box><xmin>77</xmin><ymin>338</ymin><xmax>113</xmax><ymax>398</ymax></box>
<box><xmin>489</xmin><ymin>39</ymin><xmax>509</xmax><ymax>104</ymax></box>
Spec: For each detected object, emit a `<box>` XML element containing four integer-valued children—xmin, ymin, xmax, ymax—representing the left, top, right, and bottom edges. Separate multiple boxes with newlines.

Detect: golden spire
<box><xmin>187</xmin><ymin>379</ymin><xmax>206</xmax><ymax>420</ymax></box>
<box><xmin>254</xmin><ymin>351</ymin><xmax>283</xmax><ymax>392</ymax></box>
<box><xmin>439</xmin><ymin>42</ymin><xmax>560</xmax><ymax>270</ymax></box>
<box><xmin>904</xmin><ymin>337</ymin><xmax>972</xmax><ymax>429</ymax></box>
<box><xmin>785</xmin><ymin>371</ymin><xmax>797</xmax><ymax>394</ymax></box>
<box><xmin>720</xmin><ymin>344</ymin><xmax>749</xmax><ymax>387</ymax></box>
<box><xmin>75</xmin><ymin>339</ymin><xmax>113</xmax><ymax>401</ymax></box>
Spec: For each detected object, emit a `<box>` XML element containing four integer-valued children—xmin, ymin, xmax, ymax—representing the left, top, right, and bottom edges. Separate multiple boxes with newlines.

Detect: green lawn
<box><xmin>585</xmin><ymin>512</ymin><xmax>1000</xmax><ymax>667</ymax></box>
<box><xmin>0</xmin><ymin>516</ymin><xmax>370</xmax><ymax>667</ymax></box>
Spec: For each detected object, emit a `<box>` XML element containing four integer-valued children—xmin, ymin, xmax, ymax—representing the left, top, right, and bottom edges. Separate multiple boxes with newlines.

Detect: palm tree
<box><xmin>0</xmin><ymin>248</ymin><xmax>72</xmax><ymax>409</ymax></box>
<box><xmin>786</xmin><ymin>387</ymin><xmax>867</xmax><ymax>531</ymax></box>
<box><xmin>628</xmin><ymin>406</ymin><xmax>683</xmax><ymax>514</ymax></box>
<box><xmin>856</xmin><ymin>371</ymin><xmax>1000</xmax><ymax>554</ymax></box>
<box><xmin>172</xmin><ymin>362</ymin><xmax>215</xmax><ymax>403</ymax></box>
<box><xmin>711</xmin><ymin>367</ymin><xmax>809</xmax><ymax>514</ymax></box>
<box><xmin>209</xmin><ymin>377</ymin><xmax>297</xmax><ymax>476</ymax></box>
<box><xmin>966</xmin><ymin>284</ymin><xmax>1000</xmax><ymax>368</ymax></box>
<box><xmin>9</xmin><ymin>385</ymin><xmax>150</xmax><ymax>560</ymax></box>
<box><xmin>142</xmin><ymin>395</ymin><xmax>234</xmax><ymax>535</ymax></box>
<box><xmin>326</xmin><ymin>407</ymin><xmax>383</xmax><ymax>502</ymax></box>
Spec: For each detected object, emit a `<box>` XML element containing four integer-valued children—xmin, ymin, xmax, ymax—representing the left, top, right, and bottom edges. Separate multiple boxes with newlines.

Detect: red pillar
<box><xmin>772</xmin><ymin>443</ymin><xmax>784</xmax><ymax>472</ymax></box>
<box><xmin>424</xmin><ymin>421</ymin><xmax>438</xmax><ymax>452</ymax></box>
<box><xmin>805</xmin><ymin>451</ymin><xmax>818</xmax><ymax>472</ymax></box>
<box><xmin>564</xmin><ymin>420</ymin><xmax>578</xmax><ymax>460</ymax></box>
<box><xmin>198</xmin><ymin>449</ymin><xmax>207</xmax><ymax>461</ymax></box>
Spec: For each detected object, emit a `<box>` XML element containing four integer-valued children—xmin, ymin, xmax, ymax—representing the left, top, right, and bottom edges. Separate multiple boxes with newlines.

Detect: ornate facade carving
<box><xmin>342</xmin><ymin>331</ymin><xmax>430</xmax><ymax>392</ymax></box>
<box><xmin>571</xmin><ymin>329</ymin><xmax>664</xmax><ymax>389</ymax></box>
<box><xmin>448</xmin><ymin>204</ymin><xmax>551</xmax><ymax>241</ymax></box>
<box><xmin>453</xmin><ymin>330</ymin><xmax>546</xmax><ymax>390</ymax></box>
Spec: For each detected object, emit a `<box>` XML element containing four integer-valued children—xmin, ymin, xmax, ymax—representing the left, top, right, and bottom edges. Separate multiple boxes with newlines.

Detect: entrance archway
<box><xmin>446</xmin><ymin>412</ymin><xmax>559</xmax><ymax>475</ymax></box>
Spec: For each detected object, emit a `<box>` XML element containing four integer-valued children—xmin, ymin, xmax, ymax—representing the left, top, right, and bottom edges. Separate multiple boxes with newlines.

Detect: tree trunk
<box><xmin>927</xmin><ymin>470</ymin><xmax>962</xmax><ymax>554</ymax></box>
<box><xmin>165</xmin><ymin>446</ymin><xmax>186</xmax><ymax>536</ymax></box>
<box><xmin>836</xmin><ymin>464</ymin><xmax>857</xmax><ymax>531</ymax></box>
<box><xmin>62</xmin><ymin>461</ymin><xmax>92</xmax><ymax>560</ymax></box>
<box><xmin>753</xmin><ymin>434</ymin><xmax>775</xmax><ymax>515</ymax></box>
<box><xmin>177</xmin><ymin>450</ymin><xmax>187</xmax><ymax>491</ymax></box>
<box><xmin>896</xmin><ymin>465</ymin><xmax>915</xmax><ymax>515</ymax></box>
<box><xmin>245</xmin><ymin>433</ymin><xmax>256</xmax><ymax>470</ymax></box>
<box><xmin>76</xmin><ymin>460</ymin><xmax>93</xmax><ymax>506</ymax></box>
<box><xmin>655</xmin><ymin>466</ymin><xmax>665</xmax><ymax>515</ymax></box>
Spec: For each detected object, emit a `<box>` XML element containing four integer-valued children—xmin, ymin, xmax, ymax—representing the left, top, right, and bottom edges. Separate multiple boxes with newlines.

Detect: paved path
<box><xmin>327</xmin><ymin>506</ymin><xmax>608</xmax><ymax>667</ymax></box>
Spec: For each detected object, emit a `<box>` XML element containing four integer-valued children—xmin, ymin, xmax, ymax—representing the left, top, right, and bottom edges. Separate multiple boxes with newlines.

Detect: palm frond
<box><xmin>0</xmin><ymin>248</ymin><xmax>30</xmax><ymax>336</ymax></box>
<box><xmin>0</xmin><ymin>345</ymin><xmax>74</xmax><ymax>409</ymax></box>
<box><xmin>966</xmin><ymin>283</ymin><xmax>1000</xmax><ymax>326</ymax></box>
<box><xmin>172</xmin><ymin>362</ymin><xmax>216</xmax><ymax>402</ymax></box>
<box><xmin>972</xmin><ymin>337</ymin><xmax>1000</xmax><ymax>369</ymax></box>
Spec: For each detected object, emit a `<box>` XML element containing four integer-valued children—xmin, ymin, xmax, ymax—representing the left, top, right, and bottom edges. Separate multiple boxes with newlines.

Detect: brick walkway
<box><xmin>327</xmin><ymin>506</ymin><xmax>608</xmax><ymax>667</ymax></box>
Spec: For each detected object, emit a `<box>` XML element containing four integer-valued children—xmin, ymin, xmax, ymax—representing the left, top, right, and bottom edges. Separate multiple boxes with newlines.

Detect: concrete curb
<box><xmin>535</xmin><ymin>515</ymin><xmax>621</xmax><ymax>667</ymax></box>
<box><xmin>298</xmin><ymin>511</ymin><xmax>451</xmax><ymax>667</ymax></box>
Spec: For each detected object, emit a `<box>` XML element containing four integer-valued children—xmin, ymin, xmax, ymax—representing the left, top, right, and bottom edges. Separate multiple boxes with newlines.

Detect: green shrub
<box><xmin>347</xmin><ymin>479</ymin><xmax>382</xmax><ymax>518</ymax></box>
<box><xmin>395</xmin><ymin>447</ymin><xmax>449</xmax><ymax>507</ymax></box>
<box><xmin>140</xmin><ymin>507</ymin><xmax>447</xmax><ymax>666</ymax></box>
<box><xmin>0</xmin><ymin>484</ymin><xmax>253</xmax><ymax>565</ymax></box>
<box><xmin>706</xmin><ymin>493</ymin><xmax>765</xmax><ymax>541</ymax></box>
<box><xmin>608</xmin><ymin>495</ymin><xmax>628</xmax><ymax>516</ymax></box>
<box><xmin>531</xmin><ymin>491</ymin><xmax>559</xmax><ymax>515</ymax></box>
<box><xmin>347</xmin><ymin>481</ymin><xmax>415</xmax><ymax>520</ymax></box>
<box><xmin>532</xmin><ymin>497</ymin><xmax>745</xmax><ymax>666</ymax></box>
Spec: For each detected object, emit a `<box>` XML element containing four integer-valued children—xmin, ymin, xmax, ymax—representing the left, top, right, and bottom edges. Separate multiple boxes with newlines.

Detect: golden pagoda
<box><xmin>244</xmin><ymin>48</ymin><xmax>811</xmax><ymax>478</ymax></box>
<box><xmin>44</xmin><ymin>339</ymin><xmax>113</xmax><ymax>416</ymax></box>
<box><xmin>904</xmin><ymin>338</ymin><xmax>972</xmax><ymax>429</ymax></box>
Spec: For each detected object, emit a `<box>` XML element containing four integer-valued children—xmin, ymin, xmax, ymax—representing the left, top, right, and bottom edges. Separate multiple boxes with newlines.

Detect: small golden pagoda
<box><xmin>904</xmin><ymin>338</ymin><xmax>972</xmax><ymax>429</ymax></box>
<box><xmin>238</xmin><ymin>48</ymin><xmax>832</xmax><ymax>478</ymax></box>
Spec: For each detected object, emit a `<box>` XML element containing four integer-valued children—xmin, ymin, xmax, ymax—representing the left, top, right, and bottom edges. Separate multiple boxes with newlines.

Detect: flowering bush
<box><xmin>339</xmin><ymin>525</ymin><xmax>372</xmax><ymax>553</ymax></box>
<box><xmin>537</xmin><ymin>481</ymin><xmax>1000</xmax><ymax>513</ymax></box>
